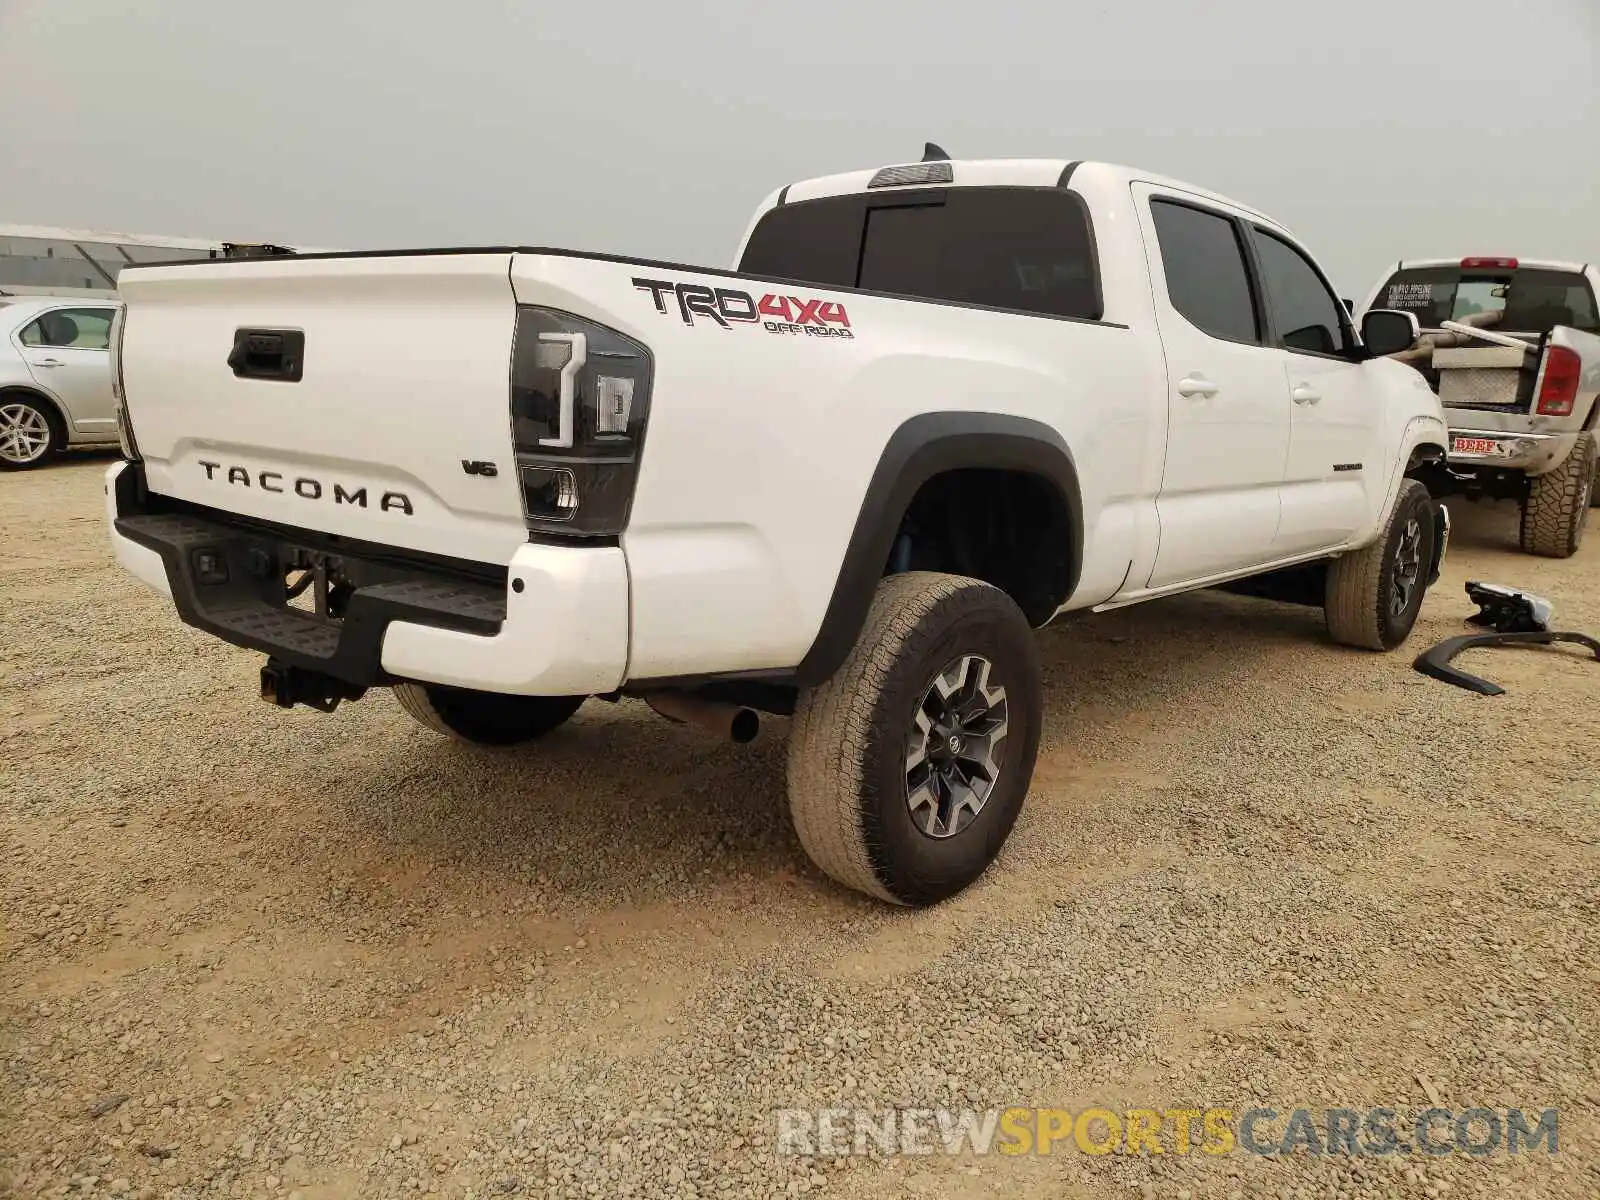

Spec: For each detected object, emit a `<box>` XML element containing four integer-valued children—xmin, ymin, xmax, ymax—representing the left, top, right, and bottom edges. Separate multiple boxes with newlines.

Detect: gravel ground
<box><xmin>3</xmin><ymin>454</ymin><xmax>1598</xmax><ymax>1200</ymax></box>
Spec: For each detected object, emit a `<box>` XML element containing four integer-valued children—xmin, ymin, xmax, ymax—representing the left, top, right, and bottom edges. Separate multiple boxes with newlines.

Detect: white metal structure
<box><xmin>104</xmin><ymin>153</ymin><xmax>1451</xmax><ymax>906</ymax></box>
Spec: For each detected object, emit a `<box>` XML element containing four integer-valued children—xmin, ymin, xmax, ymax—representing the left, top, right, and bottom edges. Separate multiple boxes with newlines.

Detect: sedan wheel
<box><xmin>0</xmin><ymin>398</ymin><xmax>59</xmax><ymax>469</ymax></box>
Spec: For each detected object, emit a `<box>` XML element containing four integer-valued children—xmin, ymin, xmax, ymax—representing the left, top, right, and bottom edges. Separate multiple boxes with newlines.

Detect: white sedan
<box><xmin>0</xmin><ymin>294</ymin><xmax>122</xmax><ymax>469</ymax></box>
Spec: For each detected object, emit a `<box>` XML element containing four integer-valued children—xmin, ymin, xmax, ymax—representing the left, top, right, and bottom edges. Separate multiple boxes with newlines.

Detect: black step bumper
<box><xmin>112</xmin><ymin>492</ymin><xmax>507</xmax><ymax>689</ymax></box>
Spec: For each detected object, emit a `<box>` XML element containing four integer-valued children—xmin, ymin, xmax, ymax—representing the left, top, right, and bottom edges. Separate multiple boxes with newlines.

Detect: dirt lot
<box><xmin>3</xmin><ymin>454</ymin><xmax>1597</xmax><ymax>1200</ymax></box>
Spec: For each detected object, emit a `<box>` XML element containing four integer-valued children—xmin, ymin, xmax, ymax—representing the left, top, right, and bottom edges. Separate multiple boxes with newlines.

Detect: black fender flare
<box><xmin>793</xmin><ymin>411</ymin><xmax>1084</xmax><ymax>688</ymax></box>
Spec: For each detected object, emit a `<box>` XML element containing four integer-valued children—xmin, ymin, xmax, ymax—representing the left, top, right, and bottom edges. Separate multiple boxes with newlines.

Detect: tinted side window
<box><xmin>1149</xmin><ymin>200</ymin><xmax>1259</xmax><ymax>343</ymax></box>
<box><xmin>1251</xmin><ymin>230</ymin><xmax>1350</xmax><ymax>355</ymax></box>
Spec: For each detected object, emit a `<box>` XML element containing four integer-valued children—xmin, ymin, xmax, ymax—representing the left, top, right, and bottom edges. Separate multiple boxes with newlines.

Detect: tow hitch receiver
<box><xmin>260</xmin><ymin>658</ymin><xmax>367</xmax><ymax>713</ymax></box>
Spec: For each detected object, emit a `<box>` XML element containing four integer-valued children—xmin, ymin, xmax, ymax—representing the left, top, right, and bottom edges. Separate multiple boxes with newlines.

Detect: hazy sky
<box><xmin>1</xmin><ymin>0</ymin><xmax>1595</xmax><ymax>294</ymax></box>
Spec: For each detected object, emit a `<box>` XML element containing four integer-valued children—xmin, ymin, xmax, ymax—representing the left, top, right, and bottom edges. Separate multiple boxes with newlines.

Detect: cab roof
<box><xmin>769</xmin><ymin>155</ymin><xmax>1278</xmax><ymax>226</ymax></box>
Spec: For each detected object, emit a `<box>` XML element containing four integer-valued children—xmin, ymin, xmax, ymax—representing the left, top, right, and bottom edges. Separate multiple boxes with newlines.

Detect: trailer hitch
<box><xmin>260</xmin><ymin>658</ymin><xmax>367</xmax><ymax>713</ymax></box>
<box><xmin>1412</xmin><ymin>580</ymin><xmax>1600</xmax><ymax>695</ymax></box>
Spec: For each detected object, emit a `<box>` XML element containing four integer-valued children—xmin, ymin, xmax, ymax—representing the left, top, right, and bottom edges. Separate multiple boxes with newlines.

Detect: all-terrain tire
<box><xmin>1519</xmin><ymin>433</ymin><xmax>1595</xmax><ymax>558</ymax></box>
<box><xmin>0</xmin><ymin>391</ymin><xmax>64</xmax><ymax>471</ymax></box>
<box><xmin>1324</xmin><ymin>477</ymin><xmax>1437</xmax><ymax>651</ymax></box>
<box><xmin>786</xmin><ymin>571</ymin><xmax>1043</xmax><ymax>907</ymax></box>
<box><xmin>393</xmin><ymin>683</ymin><xmax>585</xmax><ymax>746</ymax></box>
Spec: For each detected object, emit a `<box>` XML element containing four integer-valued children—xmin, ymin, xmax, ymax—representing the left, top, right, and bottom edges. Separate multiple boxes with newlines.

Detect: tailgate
<box><xmin>117</xmin><ymin>251</ymin><xmax>526</xmax><ymax>565</ymax></box>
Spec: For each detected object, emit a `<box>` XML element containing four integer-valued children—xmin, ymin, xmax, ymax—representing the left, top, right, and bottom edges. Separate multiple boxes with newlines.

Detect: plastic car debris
<box><xmin>1412</xmin><ymin>580</ymin><xmax>1600</xmax><ymax>695</ymax></box>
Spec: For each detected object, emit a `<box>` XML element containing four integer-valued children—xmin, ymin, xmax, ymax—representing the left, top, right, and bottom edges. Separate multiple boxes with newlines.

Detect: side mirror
<box><xmin>1361</xmin><ymin>308</ymin><xmax>1421</xmax><ymax>358</ymax></box>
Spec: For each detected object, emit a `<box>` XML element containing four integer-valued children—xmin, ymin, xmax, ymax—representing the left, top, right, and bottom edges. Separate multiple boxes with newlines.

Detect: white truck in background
<box><xmin>104</xmin><ymin>150</ymin><xmax>1450</xmax><ymax>907</ymax></box>
<box><xmin>1356</xmin><ymin>257</ymin><xmax>1600</xmax><ymax>558</ymax></box>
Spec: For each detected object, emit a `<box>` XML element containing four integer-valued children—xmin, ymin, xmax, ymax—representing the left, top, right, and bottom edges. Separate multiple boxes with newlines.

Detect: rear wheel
<box><xmin>1324</xmin><ymin>478</ymin><xmax>1437</xmax><ymax>651</ymax></box>
<box><xmin>393</xmin><ymin>683</ymin><xmax>586</xmax><ymax>746</ymax></box>
<box><xmin>1519</xmin><ymin>433</ymin><xmax>1595</xmax><ymax>558</ymax></box>
<box><xmin>0</xmin><ymin>393</ymin><xmax>62</xmax><ymax>470</ymax></box>
<box><xmin>786</xmin><ymin>571</ymin><xmax>1043</xmax><ymax>907</ymax></box>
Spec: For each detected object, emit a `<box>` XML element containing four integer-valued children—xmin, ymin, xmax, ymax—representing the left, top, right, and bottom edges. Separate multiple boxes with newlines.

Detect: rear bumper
<box><xmin>1443</xmin><ymin>410</ymin><xmax>1580</xmax><ymax>476</ymax></box>
<box><xmin>104</xmin><ymin>460</ymin><xmax>629</xmax><ymax>696</ymax></box>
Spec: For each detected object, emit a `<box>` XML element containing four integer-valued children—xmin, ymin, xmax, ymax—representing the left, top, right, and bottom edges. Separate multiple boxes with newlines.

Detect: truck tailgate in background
<box><xmin>117</xmin><ymin>252</ymin><xmax>527</xmax><ymax>565</ymax></box>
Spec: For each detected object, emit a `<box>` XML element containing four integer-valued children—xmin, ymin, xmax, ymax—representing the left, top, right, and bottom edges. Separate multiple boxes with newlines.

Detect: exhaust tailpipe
<box><xmin>644</xmin><ymin>691</ymin><xmax>760</xmax><ymax>744</ymax></box>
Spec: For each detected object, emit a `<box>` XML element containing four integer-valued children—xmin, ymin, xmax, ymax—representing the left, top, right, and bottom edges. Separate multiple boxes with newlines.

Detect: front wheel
<box><xmin>1324</xmin><ymin>477</ymin><xmax>1437</xmax><ymax>651</ymax></box>
<box><xmin>393</xmin><ymin>683</ymin><xmax>586</xmax><ymax>746</ymax></box>
<box><xmin>786</xmin><ymin>571</ymin><xmax>1043</xmax><ymax>907</ymax></box>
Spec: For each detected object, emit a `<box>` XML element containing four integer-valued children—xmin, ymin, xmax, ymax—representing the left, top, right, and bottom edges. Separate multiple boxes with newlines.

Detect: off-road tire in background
<box><xmin>0</xmin><ymin>391</ymin><xmax>64</xmax><ymax>471</ymax></box>
<box><xmin>393</xmin><ymin>683</ymin><xmax>586</xmax><ymax>746</ymax></box>
<box><xmin>1519</xmin><ymin>432</ymin><xmax>1595</xmax><ymax>558</ymax></box>
<box><xmin>1324</xmin><ymin>478</ymin><xmax>1437</xmax><ymax>651</ymax></box>
<box><xmin>786</xmin><ymin>571</ymin><xmax>1043</xmax><ymax>907</ymax></box>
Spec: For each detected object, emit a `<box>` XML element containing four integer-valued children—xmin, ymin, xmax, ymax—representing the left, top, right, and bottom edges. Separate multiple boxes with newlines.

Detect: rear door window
<box><xmin>1148</xmin><ymin>199</ymin><xmax>1261</xmax><ymax>344</ymax></box>
<box><xmin>20</xmin><ymin>307</ymin><xmax>116</xmax><ymax>349</ymax></box>
<box><xmin>737</xmin><ymin>187</ymin><xmax>1103</xmax><ymax>321</ymax></box>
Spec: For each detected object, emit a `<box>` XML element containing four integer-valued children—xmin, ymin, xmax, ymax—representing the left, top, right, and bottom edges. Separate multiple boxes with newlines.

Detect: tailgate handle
<box><xmin>228</xmin><ymin>328</ymin><xmax>305</xmax><ymax>382</ymax></box>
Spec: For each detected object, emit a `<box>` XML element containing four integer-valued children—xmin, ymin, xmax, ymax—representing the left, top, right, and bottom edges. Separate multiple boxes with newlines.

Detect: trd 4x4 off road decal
<box><xmin>632</xmin><ymin>277</ymin><xmax>854</xmax><ymax>339</ymax></box>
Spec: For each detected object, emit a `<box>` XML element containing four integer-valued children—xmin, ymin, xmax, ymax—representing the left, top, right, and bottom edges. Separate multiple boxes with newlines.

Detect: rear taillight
<box><xmin>1534</xmin><ymin>345</ymin><xmax>1581</xmax><ymax>417</ymax></box>
<box><xmin>1461</xmin><ymin>256</ymin><xmax>1519</xmax><ymax>269</ymax></box>
<box><xmin>510</xmin><ymin>306</ymin><xmax>653</xmax><ymax>538</ymax></box>
<box><xmin>108</xmin><ymin>304</ymin><xmax>140</xmax><ymax>461</ymax></box>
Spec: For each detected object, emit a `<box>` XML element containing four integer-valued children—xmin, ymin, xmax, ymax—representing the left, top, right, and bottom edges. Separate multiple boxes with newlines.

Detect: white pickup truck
<box><xmin>1355</xmin><ymin>257</ymin><xmax>1600</xmax><ymax>558</ymax></box>
<box><xmin>105</xmin><ymin>151</ymin><xmax>1451</xmax><ymax>907</ymax></box>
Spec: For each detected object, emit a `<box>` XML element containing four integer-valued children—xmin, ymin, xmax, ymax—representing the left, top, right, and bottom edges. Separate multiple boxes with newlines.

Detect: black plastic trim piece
<box><xmin>775</xmin><ymin>185</ymin><xmax>790</xmax><ymax>207</ymax></box>
<box><xmin>1413</xmin><ymin>630</ymin><xmax>1600</xmax><ymax>695</ymax></box>
<box><xmin>110</xmin><ymin>465</ymin><xmax>510</xmax><ymax>689</ymax></box>
<box><xmin>1056</xmin><ymin>161</ymin><xmax>1082</xmax><ymax>188</ymax></box>
<box><xmin>116</xmin><ymin>509</ymin><xmax>504</xmax><ymax>687</ymax></box>
<box><xmin>791</xmin><ymin>411</ymin><xmax>1084</xmax><ymax>688</ymax></box>
<box><xmin>228</xmin><ymin>327</ymin><xmax>305</xmax><ymax>382</ymax></box>
<box><xmin>128</xmin><ymin>489</ymin><xmax>507</xmax><ymax>585</ymax></box>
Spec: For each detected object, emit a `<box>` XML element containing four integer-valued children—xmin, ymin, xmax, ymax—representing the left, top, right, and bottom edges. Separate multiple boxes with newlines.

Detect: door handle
<box><xmin>1292</xmin><ymin>384</ymin><xmax>1322</xmax><ymax>405</ymax></box>
<box><xmin>33</xmin><ymin>357</ymin><xmax>64</xmax><ymax>368</ymax></box>
<box><xmin>1176</xmin><ymin>374</ymin><xmax>1219</xmax><ymax>399</ymax></box>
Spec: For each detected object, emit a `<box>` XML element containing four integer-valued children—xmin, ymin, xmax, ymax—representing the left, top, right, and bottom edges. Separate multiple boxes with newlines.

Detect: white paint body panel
<box><xmin>108</xmin><ymin>157</ymin><xmax>1447</xmax><ymax>691</ymax></box>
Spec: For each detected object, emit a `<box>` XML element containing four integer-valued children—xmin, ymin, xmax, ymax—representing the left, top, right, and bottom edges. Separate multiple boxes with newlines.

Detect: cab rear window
<box><xmin>1373</xmin><ymin>266</ymin><xmax>1599</xmax><ymax>333</ymax></box>
<box><xmin>737</xmin><ymin>187</ymin><xmax>1103</xmax><ymax>322</ymax></box>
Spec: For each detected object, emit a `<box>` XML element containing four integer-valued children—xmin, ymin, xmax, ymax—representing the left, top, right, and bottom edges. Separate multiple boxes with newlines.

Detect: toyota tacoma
<box><xmin>104</xmin><ymin>149</ymin><xmax>1451</xmax><ymax>906</ymax></box>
